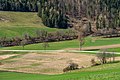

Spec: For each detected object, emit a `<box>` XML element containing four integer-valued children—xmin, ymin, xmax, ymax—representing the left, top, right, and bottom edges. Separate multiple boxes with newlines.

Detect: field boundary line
<box><xmin>0</xmin><ymin>50</ymin><xmax>120</xmax><ymax>54</ymax></box>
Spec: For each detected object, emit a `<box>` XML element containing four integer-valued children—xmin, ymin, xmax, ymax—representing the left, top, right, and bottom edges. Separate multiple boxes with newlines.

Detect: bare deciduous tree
<box><xmin>78</xmin><ymin>32</ymin><xmax>85</xmax><ymax>50</ymax></box>
<box><xmin>42</xmin><ymin>42</ymin><xmax>49</xmax><ymax>51</ymax></box>
<box><xmin>70</xmin><ymin>18</ymin><xmax>90</xmax><ymax>50</ymax></box>
<box><xmin>21</xmin><ymin>39</ymin><xmax>27</xmax><ymax>50</ymax></box>
<box><xmin>97</xmin><ymin>49</ymin><xmax>107</xmax><ymax>64</ymax></box>
<box><xmin>97</xmin><ymin>49</ymin><xmax>116</xmax><ymax>64</ymax></box>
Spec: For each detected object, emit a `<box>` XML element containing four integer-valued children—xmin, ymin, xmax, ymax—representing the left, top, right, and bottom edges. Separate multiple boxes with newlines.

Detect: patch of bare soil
<box><xmin>0</xmin><ymin>54</ymin><xmax>18</xmax><ymax>60</ymax></box>
<box><xmin>0</xmin><ymin>17</ymin><xmax>10</xmax><ymax>23</ymax></box>
<box><xmin>0</xmin><ymin>52</ymin><xmax>97</xmax><ymax>75</ymax></box>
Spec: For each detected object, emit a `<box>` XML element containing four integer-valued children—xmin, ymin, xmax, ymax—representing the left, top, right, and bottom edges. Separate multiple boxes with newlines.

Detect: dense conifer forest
<box><xmin>0</xmin><ymin>0</ymin><xmax>38</xmax><ymax>12</ymax></box>
<box><xmin>0</xmin><ymin>0</ymin><xmax>120</xmax><ymax>29</ymax></box>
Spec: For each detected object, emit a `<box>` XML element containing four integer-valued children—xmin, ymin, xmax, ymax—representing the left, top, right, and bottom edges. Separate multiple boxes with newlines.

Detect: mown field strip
<box><xmin>0</xmin><ymin>50</ymin><xmax>64</xmax><ymax>53</ymax></box>
<box><xmin>0</xmin><ymin>50</ymin><xmax>120</xmax><ymax>54</ymax></box>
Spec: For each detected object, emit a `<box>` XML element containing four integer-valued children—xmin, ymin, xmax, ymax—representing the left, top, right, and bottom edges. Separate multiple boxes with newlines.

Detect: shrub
<box><xmin>91</xmin><ymin>58</ymin><xmax>101</xmax><ymax>66</ymax></box>
<box><xmin>0</xmin><ymin>62</ymin><xmax>2</xmax><ymax>65</ymax></box>
<box><xmin>63</xmin><ymin>62</ymin><xmax>79</xmax><ymax>72</ymax></box>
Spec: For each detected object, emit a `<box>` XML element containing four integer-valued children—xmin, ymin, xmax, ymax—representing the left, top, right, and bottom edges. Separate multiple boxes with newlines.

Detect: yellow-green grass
<box><xmin>1</xmin><ymin>37</ymin><xmax>120</xmax><ymax>50</ymax></box>
<box><xmin>0</xmin><ymin>11</ymin><xmax>44</xmax><ymax>27</ymax></box>
<box><xmin>1</xmin><ymin>61</ymin><xmax>120</xmax><ymax>80</ymax></box>
<box><xmin>0</xmin><ymin>11</ymin><xmax>64</xmax><ymax>38</ymax></box>
<box><xmin>0</xmin><ymin>26</ymin><xmax>59</xmax><ymax>38</ymax></box>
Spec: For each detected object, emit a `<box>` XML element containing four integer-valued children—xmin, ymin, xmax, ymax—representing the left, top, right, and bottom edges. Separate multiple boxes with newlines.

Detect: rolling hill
<box><xmin>0</xmin><ymin>11</ymin><xmax>60</xmax><ymax>38</ymax></box>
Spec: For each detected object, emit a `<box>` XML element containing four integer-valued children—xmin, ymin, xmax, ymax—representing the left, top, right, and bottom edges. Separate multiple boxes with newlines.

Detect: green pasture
<box><xmin>0</xmin><ymin>11</ymin><xmax>63</xmax><ymax>38</ymax></box>
<box><xmin>1</xmin><ymin>37</ymin><xmax>120</xmax><ymax>50</ymax></box>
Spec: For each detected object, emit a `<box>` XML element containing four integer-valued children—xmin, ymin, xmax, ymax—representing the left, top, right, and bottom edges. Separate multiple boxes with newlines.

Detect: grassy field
<box><xmin>107</xmin><ymin>48</ymin><xmax>120</xmax><ymax>52</ymax></box>
<box><xmin>1</xmin><ymin>61</ymin><xmax>120</xmax><ymax>80</ymax></box>
<box><xmin>85</xmin><ymin>47</ymin><xmax>120</xmax><ymax>53</ymax></box>
<box><xmin>1</xmin><ymin>37</ymin><xmax>120</xmax><ymax>50</ymax></box>
<box><xmin>1</xmin><ymin>11</ymin><xmax>120</xmax><ymax>50</ymax></box>
<box><xmin>0</xmin><ymin>11</ymin><xmax>44</xmax><ymax>27</ymax></box>
<box><xmin>0</xmin><ymin>11</ymin><xmax>63</xmax><ymax>38</ymax></box>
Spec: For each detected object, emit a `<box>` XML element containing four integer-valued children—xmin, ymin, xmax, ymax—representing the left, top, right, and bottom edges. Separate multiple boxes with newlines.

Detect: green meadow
<box><xmin>0</xmin><ymin>11</ymin><xmax>64</xmax><ymax>38</ymax></box>
<box><xmin>1</xmin><ymin>37</ymin><xmax>120</xmax><ymax>50</ymax></box>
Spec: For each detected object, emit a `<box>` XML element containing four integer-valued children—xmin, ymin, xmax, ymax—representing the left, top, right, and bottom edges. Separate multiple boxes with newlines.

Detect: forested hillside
<box><xmin>38</xmin><ymin>0</ymin><xmax>120</xmax><ymax>29</ymax></box>
<box><xmin>0</xmin><ymin>0</ymin><xmax>120</xmax><ymax>29</ymax></box>
<box><xmin>0</xmin><ymin>0</ymin><xmax>38</xmax><ymax>12</ymax></box>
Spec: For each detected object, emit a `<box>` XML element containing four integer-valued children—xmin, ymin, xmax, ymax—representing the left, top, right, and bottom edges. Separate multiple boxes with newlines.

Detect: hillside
<box><xmin>1</xmin><ymin>0</ymin><xmax>119</xmax><ymax>29</ymax></box>
<box><xmin>0</xmin><ymin>11</ymin><xmax>60</xmax><ymax>38</ymax></box>
<box><xmin>38</xmin><ymin>0</ymin><xmax>120</xmax><ymax>29</ymax></box>
<box><xmin>0</xmin><ymin>11</ymin><xmax>44</xmax><ymax>27</ymax></box>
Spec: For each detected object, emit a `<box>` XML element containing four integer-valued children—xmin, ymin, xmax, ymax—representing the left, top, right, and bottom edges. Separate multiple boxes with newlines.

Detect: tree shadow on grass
<box><xmin>85</xmin><ymin>49</ymin><xmax>99</xmax><ymax>51</ymax></box>
<box><xmin>106</xmin><ymin>61</ymin><xmax>120</xmax><ymax>64</ymax></box>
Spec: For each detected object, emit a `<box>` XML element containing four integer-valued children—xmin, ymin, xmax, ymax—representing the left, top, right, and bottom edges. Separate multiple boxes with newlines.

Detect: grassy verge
<box><xmin>0</xmin><ymin>51</ymin><xmax>27</xmax><ymax>55</ymax></box>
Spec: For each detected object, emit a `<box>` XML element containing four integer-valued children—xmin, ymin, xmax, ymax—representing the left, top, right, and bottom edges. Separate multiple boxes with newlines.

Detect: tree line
<box><xmin>0</xmin><ymin>29</ymin><xmax>77</xmax><ymax>47</ymax></box>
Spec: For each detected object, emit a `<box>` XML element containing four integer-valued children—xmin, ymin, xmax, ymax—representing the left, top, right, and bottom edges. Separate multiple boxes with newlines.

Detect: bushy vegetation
<box><xmin>0</xmin><ymin>29</ymin><xmax>77</xmax><ymax>47</ymax></box>
<box><xmin>96</xmin><ymin>49</ymin><xmax>116</xmax><ymax>64</ymax></box>
<box><xmin>63</xmin><ymin>62</ymin><xmax>79</xmax><ymax>72</ymax></box>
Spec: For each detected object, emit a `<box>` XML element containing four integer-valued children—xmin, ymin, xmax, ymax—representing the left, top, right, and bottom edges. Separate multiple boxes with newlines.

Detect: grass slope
<box><xmin>1</xmin><ymin>37</ymin><xmax>120</xmax><ymax>50</ymax></box>
<box><xmin>0</xmin><ymin>11</ymin><xmax>61</xmax><ymax>38</ymax></box>
<box><xmin>1</xmin><ymin>62</ymin><xmax>120</xmax><ymax>80</ymax></box>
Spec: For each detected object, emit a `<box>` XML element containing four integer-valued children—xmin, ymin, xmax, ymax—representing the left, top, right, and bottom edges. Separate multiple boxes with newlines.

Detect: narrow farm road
<box><xmin>65</xmin><ymin>44</ymin><xmax>120</xmax><ymax>50</ymax></box>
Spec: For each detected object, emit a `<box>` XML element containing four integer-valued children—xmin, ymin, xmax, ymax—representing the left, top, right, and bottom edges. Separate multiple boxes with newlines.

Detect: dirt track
<box><xmin>66</xmin><ymin>44</ymin><xmax>120</xmax><ymax>50</ymax></box>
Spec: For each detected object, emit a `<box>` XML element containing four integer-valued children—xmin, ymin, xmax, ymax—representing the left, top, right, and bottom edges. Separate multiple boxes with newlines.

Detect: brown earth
<box><xmin>0</xmin><ymin>52</ymin><xmax>96</xmax><ymax>75</ymax></box>
<box><xmin>1</xmin><ymin>52</ymin><xmax>120</xmax><ymax>75</ymax></box>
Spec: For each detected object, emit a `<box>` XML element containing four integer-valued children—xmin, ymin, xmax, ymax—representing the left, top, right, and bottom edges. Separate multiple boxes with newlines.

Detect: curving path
<box><xmin>65</xmin><ymin>44</ymin><xmax>120</xmax><ymax>50</ymax></box>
